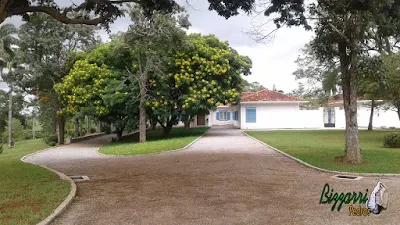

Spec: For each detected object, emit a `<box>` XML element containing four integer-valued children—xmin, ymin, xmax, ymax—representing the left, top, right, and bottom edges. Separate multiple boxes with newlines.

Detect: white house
<box><xmin>206</xmin><ymin>89</ymin><xmax>400</xmax><ymax>129</ymax></box>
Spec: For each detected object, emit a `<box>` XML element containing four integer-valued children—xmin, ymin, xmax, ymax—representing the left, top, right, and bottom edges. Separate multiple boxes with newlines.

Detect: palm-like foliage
<box><xmin>0</xmin><ymin>23</ymin><xmax>18</xmax><ymax>148</ymax></box>
<box><xmin>0</xmin><ymin>23</ymin><xmax>18</xmax><ymax>72</ymax></box>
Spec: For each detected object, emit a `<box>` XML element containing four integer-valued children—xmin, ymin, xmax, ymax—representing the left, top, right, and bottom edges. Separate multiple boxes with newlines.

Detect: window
<box><xmin>233</xmin><ymin>111</ymin><xmax>238</xmax><ymax>120</ymax></box>
<box><xmin>246</xmin><ymin>107</ymin><xmax>256</xmax><ymax>123</ymax></box>
<box><xmin>220</xmin><ymin>111</ymin><xmax>227</xmax><ymax>120</ymax></box>
<box><xmin>217</xmin><ymin>111</ymin><xmax>231</xmax><ymax>121</ymax></box>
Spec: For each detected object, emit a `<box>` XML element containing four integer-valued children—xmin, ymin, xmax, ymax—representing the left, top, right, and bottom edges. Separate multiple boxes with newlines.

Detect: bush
<box><xmin>90</xmin><ymin>127</ymin><xmax>97</xmax><ymax>133</ymax></box>
<box><xmin>45</xmin><ymin>135</ymin><xmax>58</xmax><ymax>146</ymax></box>
<box><xmin>2</xmin><ymin>118</ymin><xmax>25</xmax><ymax>143</ymax></box>
<box><xmin>384</xmin><ymin>133</ymin><xmax>400</xmax><ymax>148</ymax></box>
<box><xmin>47</xmin><ymin>141</ymin><xmax>57</xmax><ymax>146</ymax></box>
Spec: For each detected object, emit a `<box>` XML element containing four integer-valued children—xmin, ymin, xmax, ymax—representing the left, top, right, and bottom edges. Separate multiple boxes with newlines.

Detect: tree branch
<box><xmin>327</xmin><ymin>22</ymin><xmax>350</xmax><ymax>43</ymax></box>
<box><xmin>8</xmin><ymin>5</ymin><xmax>116</xmax><ymax>26</ymax></box>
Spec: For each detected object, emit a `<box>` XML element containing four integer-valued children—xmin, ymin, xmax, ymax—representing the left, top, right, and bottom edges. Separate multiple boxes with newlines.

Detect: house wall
<box><xmin>240</xmin><ymin>102</ymin><xmax>324</xmax><ymax>129</ymax></box>
<box><xmin>334</xmin><ymin>103</ymin><xmax>400</xmax><ymax>128</ymax></box>
<box><xmin>210</xmin><ymin>105</ymin><xmax>240</xmax><ymax>127</ymax></box>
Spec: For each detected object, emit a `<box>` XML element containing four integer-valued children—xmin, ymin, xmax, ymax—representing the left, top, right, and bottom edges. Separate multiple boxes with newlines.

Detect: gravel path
<box><xmin>25</xmin><ymin>127</ymin><xmax>400</xmax><ymax>225</ymax></box>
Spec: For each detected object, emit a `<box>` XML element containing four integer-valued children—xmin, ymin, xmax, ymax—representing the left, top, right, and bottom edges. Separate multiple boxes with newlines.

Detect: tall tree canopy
<box><xmin>146</xmin><ymin>33</ymin><xmax>251</xmax><ymax>135</ymax></box>
<box><xmin>0</xmin><ymin>0</ymin><xmax>254</xmax><ymax>28</ymax></box>
<box><xmin>17</xmin><ymin>13</ymin><xmax>100</xmax><ymax>144</ymax></box>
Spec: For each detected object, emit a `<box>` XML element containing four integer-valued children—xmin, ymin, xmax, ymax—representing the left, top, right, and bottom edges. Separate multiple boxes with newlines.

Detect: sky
<box><xmin>4</xmin><ymin>0</ymin><xmax>314</xmax><ymax>93</ymax></box>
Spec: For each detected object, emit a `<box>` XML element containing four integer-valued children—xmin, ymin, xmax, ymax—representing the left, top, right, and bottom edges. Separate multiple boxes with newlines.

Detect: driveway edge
<box><xmin>242</xmin><ymin>131</ymin><xmax>400</xmax><ymax>178</ymax></box>
<box><xmin>21</xmin><ymin>147</ymin><xmax>77</xmax><ymax>225</ymax></box>
<box><xmin>97</xmin><ymin>128</ymin><xmax>210</xmax><ymax>157</ymax></box>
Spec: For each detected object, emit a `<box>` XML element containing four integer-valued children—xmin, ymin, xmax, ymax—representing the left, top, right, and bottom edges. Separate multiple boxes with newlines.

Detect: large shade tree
<box><xmin>146</xmin><ymin>33</ymin><xmax>251</xmax><ymax>135</ymax></box>
<box><xmin>241</xmin><ymin>0</ymin><xmax>400</xmax><ymax>164</ymax></box>
<box><xmin>124</xmin><ymin>4</ymin><xmax>190</xmax><ymax>142</ymax></box>
<box><xmin>17</xmin><ymin>13</ymin><xmax>100</xmax><ymax>144</ymax></box>
<box><xmin>55</xmin><ymin>40</ymin><xmax>140</xmax><ymax>141</ymax></box>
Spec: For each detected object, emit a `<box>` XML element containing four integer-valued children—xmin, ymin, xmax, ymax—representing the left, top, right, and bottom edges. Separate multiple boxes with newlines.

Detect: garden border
<box><xmin>20</xmin><ymin>147</ymin><xmax>77</xmax><ymax>225</ymax></box>
<box><xmin>242</xmin><ymin>131</ymin><xmax>400</xmax><ymax>177</ymax></box>
<box><xmin>97</xmin><ymin>127</ymin><xmax>210</xmax><ymax>157</ymax></box>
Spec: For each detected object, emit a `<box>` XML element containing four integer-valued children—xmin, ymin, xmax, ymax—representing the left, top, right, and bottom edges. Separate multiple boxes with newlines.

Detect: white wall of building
<box><xmin>210</xmin><ymin>105</ymin><xmax>240</xmax><ymax>127</ymax></box>
<box><xmin>334</xmin><ymin>103</ymin><xmax>400</xmax><ymax>128</ymax></box>
<box><xmin>205</xmin><ymin>101</ymin><xmax>400</xmax><ymax>130</ymax></box>
<box><xmin>239</xmin><ymin>102</ymin><xmax>324</xmax><ymax>129</ymax></box>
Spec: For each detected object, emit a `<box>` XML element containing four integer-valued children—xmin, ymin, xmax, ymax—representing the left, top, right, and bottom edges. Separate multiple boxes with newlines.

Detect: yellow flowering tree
<box><xmin>146</xmin><ymin>34</ymin><xmax>252</xmax><ymax>135</ymax></box>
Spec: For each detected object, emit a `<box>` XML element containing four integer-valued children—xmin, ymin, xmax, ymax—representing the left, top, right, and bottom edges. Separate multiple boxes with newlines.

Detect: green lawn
<box><xmin>246</xmin><ymin>130</ymin><xmax>400</xmax><ymax>174</ymax></box>
<box><xmin>0</xmin><ymin>139</ymin><xmax>70</xmax><ymax>225</ymax></box>
<box><xmin>100</xmin><ymin>127</ymin><xmax>209</xmax><ymax>155</ymax></box>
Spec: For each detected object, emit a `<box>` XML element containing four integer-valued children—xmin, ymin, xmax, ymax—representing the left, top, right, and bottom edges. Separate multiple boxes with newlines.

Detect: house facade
<box><xmin>207</xmin><ymin>89</ymin><xmax>400</xmax><ymax>129</ymax></box>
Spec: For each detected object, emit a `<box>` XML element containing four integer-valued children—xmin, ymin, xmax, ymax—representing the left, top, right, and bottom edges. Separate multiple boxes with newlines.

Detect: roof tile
<box><xmin>241</xmin><ymin>89</ymin><xmax>304</xmax><ymax>102</ymax></box>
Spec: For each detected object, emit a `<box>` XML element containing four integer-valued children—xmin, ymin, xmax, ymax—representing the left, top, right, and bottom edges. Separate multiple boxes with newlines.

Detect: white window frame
<box><xmin>219</xmin><ymin>111</ymin><xmax>227</xmax><ymax>121</ymax></box>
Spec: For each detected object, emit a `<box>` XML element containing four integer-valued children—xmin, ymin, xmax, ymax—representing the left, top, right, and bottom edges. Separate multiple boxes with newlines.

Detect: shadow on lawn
<box><xmin>119</xmin><ymin>127</ymin><xmax>209</xmax><ymax>143</ymax></box>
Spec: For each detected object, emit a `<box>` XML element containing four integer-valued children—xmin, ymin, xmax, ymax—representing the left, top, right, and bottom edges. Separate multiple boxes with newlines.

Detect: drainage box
<box><xmin>68</xmin><ymin>175</ymin><xmax>90</xmax><ymax>181</ymax></box>
<box><xmin>332</xmin><ymin>174</ymin><xmax>363</xmax><ymax>180</ymax></box>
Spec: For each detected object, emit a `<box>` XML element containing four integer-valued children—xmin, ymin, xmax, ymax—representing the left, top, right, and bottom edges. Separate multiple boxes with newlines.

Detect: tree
<box><xmin>382</xmin><ymin>53</ymin><xmax>400</xmax><ymax>121</ymax></box>
<box><xmin>124</xmin><ymin>4</ymin><xmax>190</xmax><ymax>142</ymax></box>
<box><xmin>2</xmin><ymin>118</ymin><xmax>24</xmax><ymax>144</ymax></box>
<box><xmin>292</xmin><ymin>44</ymin><xmax>341</xmax><ymax>105</ymax></box>
<box><xmin>243</xmin><ymin>80</ymin><xmax>265</xmax><ymax>92</ymax></box>
<box><xmin>244</xmin><ymin>0</ymin><xmax>400</xmax><ymax>164</ymax></box>
<box><xmin>18</xmin><ymin>13</ymin><xmax>100</xmax><ymax>144</ymax></box>
<box><xmin>357</xmin><ymin>56</ymin><xmax>386</xmax><ymax>130</ymax></box>
<box><xmin>147</xmin><ymin>34</ymin><xmax>252</xmax><ymax>136</ymax></box>
<box><xmin>0</xmin><ymin>0</ymin><xmax>254</xmax><ymax>28</ymax></box>
<box><xmin>55</xmin><ymin>40</ymin><xmax>140</xmax><ymax>141</ymax></box>
<box><xmin>0</xmin><ymin>23</ymin><xmax>20</xmax><ymax>148</ymax></box>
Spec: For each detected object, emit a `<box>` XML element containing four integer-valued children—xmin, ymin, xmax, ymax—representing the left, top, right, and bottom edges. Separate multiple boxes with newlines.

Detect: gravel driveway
<box><xmin>25</xmin><ymin>126</ymin><xmax>400</xmax><ymax>225</ymax></box>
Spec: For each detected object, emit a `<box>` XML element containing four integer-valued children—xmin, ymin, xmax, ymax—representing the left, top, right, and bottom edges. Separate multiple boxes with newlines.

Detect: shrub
<box><xmin>45</xmin><ymin>135</ymin><xmax>58</xmax><ymax>146</ymax></box>
<box><xmin>2</xmin><ymin>118</ymin><xmax>25</xmax><ymax>143</ymax></box>
<box><xmin>47</xmin><ymin>141</ymin><xmax>57</xmax><ymax>146</ymax></box>
<box><xmin>384</xmin><ymin>133</ymin><xmax>400</xmax><ymax>148</ymax></box>
<box><xmin>90</xmin><ymin>127</ymin><xmax>97</xmax><ymax>133</ymax></box>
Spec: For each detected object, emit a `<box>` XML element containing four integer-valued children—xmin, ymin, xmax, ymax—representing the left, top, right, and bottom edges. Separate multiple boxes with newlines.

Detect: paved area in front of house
<box><xmin>25</xmin><ymin>126</ymin><xmax>400</xmax><ymax>225</ymax></box>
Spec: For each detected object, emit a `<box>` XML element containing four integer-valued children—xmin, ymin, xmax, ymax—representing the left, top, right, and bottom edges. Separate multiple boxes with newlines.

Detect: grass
<box><xmin>100</xmin><ymin>127</ymin><xmax>209</xmax><ymax>155</ymax></box>
<box><xmin>0</xmin><ymin>139</ymin><xmax>70</xmax><ymax>225</ymax></box>
<box><xmin>245</xmin><ymin>130</ymin><xmax>400</xmax><ymax>174</ymax></box>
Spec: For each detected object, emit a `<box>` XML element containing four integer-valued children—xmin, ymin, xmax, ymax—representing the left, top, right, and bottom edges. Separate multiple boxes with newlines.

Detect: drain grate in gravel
<box><xmin>332</xmin><ymin>174</ymin><xmax>362</xmax><ymax>180</ymax></box>
<box><xmin>68</xmin><ymin>175</ymin><xmax>90</xmax><ymax>181</ymax></box>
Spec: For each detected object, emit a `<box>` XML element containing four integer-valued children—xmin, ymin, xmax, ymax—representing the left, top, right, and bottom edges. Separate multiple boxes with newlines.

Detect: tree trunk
<box><xmin>57</xmin><ymin>117</ymin><xmax>65</xmax><ymax>145</ymax></box>
<box><xmin>368</xmin><ymin>100</ymin><xmax>375</xmax><ymax>131</ymax></box>
<box><xmin>52</xmin><ymin>112</ymin><xmax>57</xmax><ymax>135</ymax></box>
<box><xmin>116</xmin><ymin>129</ymin><xmax>123</xmax><ymax>141</ymax></box>
<box><xmin>86</xmin><ymin>116</ymin><xmax>90</xmax><ymax>133</ymax></box>
<box><xmin>80</xmin><ymin>118</ymin><xmax>84</xmax><ymax>135</ymax></box>
<box><xmin>396</xmin><ymin>105</ymin><xmax>400</xmax><ymax>121</ymax></box>
<box><xmin>150</xmin><ymin>119</ymin><xmax>157</xmax><ymax>130</ymax></box>
<box><xmin>163</xmin><ymin>124</ymin><xmax>173</xmax><ymax>137</ymax></box>
<box><xmin>184</xmin><ymin>120</ymin><xmax>190</xmax><ymax>130</ymax></box>
<box><xmin>8</xmin><ymin>82</ymin><xmax>13</xmax><ymax>148</ymax></box>
<box><xmin>96</xmin><ymin>120</ymin><xmax>101</xmax><ymax>133</ymax></box>
<box><xmin>139</xmin><ymin>71</ymin><xmax>147</xmax><ymax>143</ymax></box>
<box><xmin>74</xmin><ymin>118</ymin><xmax>79</xmax><ymax>137</ymax></box>
<box><xmin>339</xmin><ymin>43</ymin><xmax>362</xmax><ymax>164</ymax></box>
<box><xmin>32</xmin><ymin>116</ymin><xmax>35</xmax><ymax>139</ymax></box>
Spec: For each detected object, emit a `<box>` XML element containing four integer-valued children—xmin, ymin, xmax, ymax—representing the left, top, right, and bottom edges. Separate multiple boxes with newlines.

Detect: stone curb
<box><xmin>20</xmin><ymin>147</ymin><xmax>77</xmax><ymax>225</ymax></box>
<box><xmin>242</xmin><ymin>131</ymin><xmax>400</xmax><ymax>178</ymax></box>
<box><xmin>97</xmin><ymin>128</ymin><xmax>210</xmax><ymax>157</ymax></box>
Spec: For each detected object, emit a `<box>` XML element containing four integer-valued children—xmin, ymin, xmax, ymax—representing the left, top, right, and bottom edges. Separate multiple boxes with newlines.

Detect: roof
<box><xmin>241</xmin><ymin>89</ymin><xmax>304</xmax><ymax>102</ymax></box>
<box><xmin>328</xmin><ymin>94</ymin><xmax>374</xmax><ymax>104</ymax></box>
